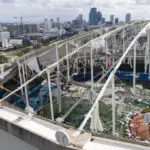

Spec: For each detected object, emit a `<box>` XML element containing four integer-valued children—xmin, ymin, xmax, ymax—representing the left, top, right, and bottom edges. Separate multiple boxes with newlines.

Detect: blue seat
<box><xmin>115</xmin><ymin>72</ymin><xmax>127</xmax><ymax>81</ymax></box>
<box><xmin>127</xmin><ymin>74</ymin><xmax>133</xmax><ymax>80</ymax></box>
<box><xmin>138</xmin><ymin>74</ymin><xmax>149</xmax><ymax>82</ymax></box>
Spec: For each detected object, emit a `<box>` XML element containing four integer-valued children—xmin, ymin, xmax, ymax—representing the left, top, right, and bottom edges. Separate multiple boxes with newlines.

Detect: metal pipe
<box><xmin>46</xmin><ymin>70</ymin><xmax>54</xmax><ymax>121</ymax></box>
<box><xmin>90</xmin><ymin>44</ymin><xmax>94</xmax><ymax>89</ymax></box>
<box><xmin>66</xmin><ymin>42</ymin><xmax>70</xmax><ymax>82</ymax></box>
<box><xmin>22</xmin><ymin>64</ymin><xmax>30</xmax><ymax>113</ymax></box>
<box><xmin>112</xmin><ymin>75</ymin><xmax>116</xmax><ymax>135</ymax></box>
<box><xmin>56</xmin><ymin>43</ymin><xmax>62</xmax><ymax>113</ymax></box>
<box><xmin>133</xmin><ymin>44</ymin><xmax>137</xmax><ymax>90</ymax></box>
<box><xmin>17</xmin><ymin>60</ymin><xmax>24</xmax><ymax>96</ymax></box>
<box><xmin>123</xmin><ymin>26</ymin><xmax>125</xmax><ymax>52</ymax></box>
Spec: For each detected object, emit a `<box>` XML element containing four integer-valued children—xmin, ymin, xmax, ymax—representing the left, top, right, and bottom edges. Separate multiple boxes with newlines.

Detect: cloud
<box><xmin>0</xmin><ymin>0</ymin><xmax>150</xmax><ymax>22</ymax></box>
<box><xmin>135</xmin><ymin>0</ymin><xmax>150</xmax><ymax>5</ymax></box>
<box><xmin>0</xmin><ymin>0</ymin><xmax>15</xmax><ymax>3</ymax></box>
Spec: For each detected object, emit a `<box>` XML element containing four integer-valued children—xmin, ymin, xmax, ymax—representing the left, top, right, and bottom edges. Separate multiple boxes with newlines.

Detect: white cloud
<box><xmin>0</xmin><ymin>0</ymin><xmax>150</xmax><ymax>22</ymax></box>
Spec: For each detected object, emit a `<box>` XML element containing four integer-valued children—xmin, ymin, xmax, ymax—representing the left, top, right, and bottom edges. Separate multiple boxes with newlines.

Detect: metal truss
<box><xmin>0</xmin><ymin>21</ymin><xmax>149</xmax><ymax>138</ymax></box>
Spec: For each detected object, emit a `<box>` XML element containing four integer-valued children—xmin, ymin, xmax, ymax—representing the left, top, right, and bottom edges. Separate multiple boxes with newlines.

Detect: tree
<box><xmin>41</xmin><ymin>37</ymin><xmax>57</xmax><ymax>46</ymax></box>
<box><xmin>22</xmin><ymin>39</ymin><xmax>31</xmax><ymax>47</ymax></box>
<box><xmin>22</xmin><ymin>48</ymin><xmax>31</xmax><ymax>54</ymax></box>
<box><xmin>0</xmin><ymin>55</ymin><xmax>8</xmax><ymax>64</ymax></box>
<box><xmin>33</xmin><ymin>44</ymin><xmax>41</xmax><ymax>49</ymax></box>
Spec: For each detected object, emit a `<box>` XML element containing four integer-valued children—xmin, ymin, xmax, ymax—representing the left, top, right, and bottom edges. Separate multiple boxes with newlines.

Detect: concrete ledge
<box><xmin>1</xmin><ymin>106</ymin><xmax>149</xmax><ymax>150</ymax></box>
<box><xmin>0</xmin><ymin>118</ymin><xmax>78</xmax><ymax>150</ymax></box>
<box><xmin>0</xmin><ymin>106</ymin><xmax>78</xmax><ymax>150</ymax></box>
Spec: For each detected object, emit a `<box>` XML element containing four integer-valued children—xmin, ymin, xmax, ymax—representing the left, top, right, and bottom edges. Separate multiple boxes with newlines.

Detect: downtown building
<box><xmin>89</xmin><ymin>8</ymin><xmax>102</xmax><ymax>25</ymax></box>
<box><xmin>72</xmin><ymin>14</ymin><xmax>83</xmax><ymax>28</ymax></box>
<box><xmin>125</xmin><ymin>13</ymin><xmax>131</xmax><ymax>23</ymax></box>
<box><xmin>6</xmin><ymin>24</ymin><xmax>38</xmax><ymax>37</ymax></box>
<box><xmin>110</xmin><ymin>15</ymin><xmax>114</xmax><ymax>24</ymax></box>
<box><xmin>0</xmin><ymin>25</ymin><xmax>22</xmax><ymax>50</ymax></box>
<box><xmin>39</xmin><ymin>18</ymin><xmax>66</xmax><ymax>39</ymax></box>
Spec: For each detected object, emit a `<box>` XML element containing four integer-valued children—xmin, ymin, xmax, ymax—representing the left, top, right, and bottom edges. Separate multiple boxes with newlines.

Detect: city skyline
<box><xmin>0</xmin><ymin>0</ymin><xmax>150</xmax><ymax>23</ymax></box>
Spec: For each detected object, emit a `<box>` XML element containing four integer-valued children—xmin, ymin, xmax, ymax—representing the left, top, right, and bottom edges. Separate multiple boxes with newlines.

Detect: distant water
<box><xmin>0</xmin><ymin>129</ymin><xmax>39</xmax><ymax>150</ymax></box>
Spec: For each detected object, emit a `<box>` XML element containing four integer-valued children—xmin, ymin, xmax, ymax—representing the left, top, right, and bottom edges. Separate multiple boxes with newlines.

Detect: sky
<box><xmin>0</xmin><ymin>0</ymin><xmax>150</xmax><ymax>23</ymax></box>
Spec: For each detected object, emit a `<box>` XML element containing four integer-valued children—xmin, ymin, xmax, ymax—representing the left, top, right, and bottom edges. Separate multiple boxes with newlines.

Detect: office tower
<box><xmin>125</xmin><ymin>13</ymin><xmax>131</xmax><ymax>23</ymax></box>
<box><xmin>110</xmin><ymin>15</ymin><xmax>114</xmax><ymax>24</ymax></box>
<box><xmin>77</xmin><ymin>14</ymin><xmax>83</xmax><ymax>25</ymax></box>
<box><xmin>56</xmin><ymin>17</ymin><xmax>60</xmax><ymax>29</ymax></box>
<box><xmin>115</xmin><ymin>18</ymin><xmax>119</xmax><ymax>24</ymax></box>
<box><xmin>101</xmin><ymin>17</ymin><xmax>106</xmax><ymax>24</ymax></box>
<box><xmin>97</xmin><ymin>12</ymin><xmax>102</xmax><ymax>24</ymax></box>
<box><xmin>89</xmin><ymin>8</ymin><xmax>98</xmax><ymax>25</ymax></box>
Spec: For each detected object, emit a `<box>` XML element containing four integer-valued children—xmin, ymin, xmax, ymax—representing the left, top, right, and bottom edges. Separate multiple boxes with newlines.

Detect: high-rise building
<box><xmin>89</xmin><ymin>8</ymin><xmax>102</xmax><ymax>25</ymax></box>
<box><xmin>44</xmin><ymin>18</ymin><xmax>51</xmax><ymax>31</ymax></box>
<box><xmin>72</xmin><ymin>14</ymin><xmax>83</xmax><ymax>28</ymax></box>
<box><xmin>89</xmin><ymin>8</ymin><xmax>98</xmax><ymax>25</ymax></box>
<box><xmin>97</xmin><ymin>12</ymin><xmax>102</xmax><ymax>24</ymax></box>
<box><xmin>77</xmin><ymin>14</ymin><xmax>83</xmax><ymax>25</ymax></box>
<box><xmin>6</xmin><ymin>24</ymin><xmax>38</xmax><ymax>36</ymax></box>
<box><xmin>110</xmin><ymin>15</ymin><xmax>114</xmax><ymax>24</ymax></box>
<box><xmin>125</xmin><ymin>13</ymin><xmax>131</xmax><ymax>23</ymax></box>
<box><xmin>115</xmin><ymin>18</ymin><xmax>119</xmax><ymax>24</ymax></box>
<box><xmin>56</xmin><ymin>17</ymin><xmax>60</xmax><ymax>29</ymax></box>
<box><xmin>101</xmin><ymin>17</ymin><xmax>105</xmax><ymax>24</ymax></box>
<box><xmin>56</xmin><ymin>17</ymin><xmax>60</xmax><ymax>23</ymax></box>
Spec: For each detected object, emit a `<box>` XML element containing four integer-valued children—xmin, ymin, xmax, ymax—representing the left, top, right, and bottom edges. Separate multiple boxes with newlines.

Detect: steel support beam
<box><xmin>148</xmin><ymin>30</ymin><xmax>150</xmax><ymax>77</ymax></box>
<box><xmin>46</xmin><ymin>69</ymin><xmax>54</xmax><ymax>121</ymax></box>
<box><xmin>90</xmin><ymin>44</ymin><xmax>94</xmax><ymax>89</ymax></box>
<box><xmin>133</xmin><ymin>44</ymin><xmax>137</xmax><ymax>90</ymax></box>
<box><xmin>112</xmin><ymin>75</ymin><xmax>116</xmax><ymax>135</ymax></box>
<box><xmin>66</xmin><ymin>42</ymin><xmax>70</xmax><ymax>82</ymax></box>
<box><xmin>22</xmin><ymin>64</ymin><xmax>30</xmax><ymax>114</ymax></box>
<box><xmin>56</xmin><ymin>43</ymin><xmax>62</xmax><ymax>113</ymax></box>
<box><xmin>123</xmin><ymin>26</ymin><xmax>125</xmax><ymax>53</ymax></box>
<box><xmin>105</xmin><ymin>38</ymin><xmax>108</xmax><ymax>69</ymax></box>
<box><xmin>17</xmin><ymin>60</ymin><xmax>24</xmax><ymax>96</ymax></box>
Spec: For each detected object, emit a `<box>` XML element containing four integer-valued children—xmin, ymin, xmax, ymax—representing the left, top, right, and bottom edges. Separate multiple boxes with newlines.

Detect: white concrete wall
<box><xmin>10</xmin><ymin>39</ymin><xmax>22</xmax><ymax>46</ymax></box>
<box><xmin>0</xmin><ymin>31</ymin><xmax>10</xmax><ymax>42</ymax></box>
